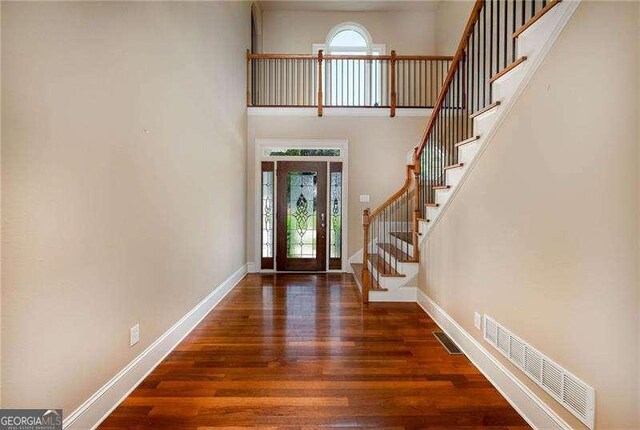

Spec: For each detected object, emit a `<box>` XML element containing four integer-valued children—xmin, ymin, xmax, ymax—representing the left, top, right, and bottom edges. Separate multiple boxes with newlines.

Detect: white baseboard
<box><xmin>247</xmin><ymin>261</ymin><xmax>258</xmax><ymax>273</ymax></box>
<box><xmin>416</xmin><ymin>290</ymin><xmax>572</xmax><ymax>430</ymax></box>
<box><xmin>63</xmin><ymin>263</ymin><xmax>249</xmax><ymax>430</ymax></box>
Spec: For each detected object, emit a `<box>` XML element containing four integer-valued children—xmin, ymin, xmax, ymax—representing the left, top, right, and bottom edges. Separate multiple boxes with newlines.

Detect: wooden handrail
<box><xmin>415</xmin><ymin>0</ymin><xmax>485</xmax><ymax>159</ymax></box>
<box><xmin>395</xmin><ymin>55</ymin><xmax>455</xmax><ymax>61</ymax></box>
<box><xmin>247</xmin><ymin>51</ymin><xmax>454</xmax><ymax>114</ymax></box>
<box><xmin>247</xmin><ymin>53</ymin><xmax>454</xmax><ymax>61</ymax></box>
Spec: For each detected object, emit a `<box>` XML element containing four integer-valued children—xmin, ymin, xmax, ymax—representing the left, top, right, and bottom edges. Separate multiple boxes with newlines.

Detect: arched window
<box><xmin>314</xmin><ymin>22</ymin><xmax>384</xmax><ymax>55</ymax></box>
<box><xmin>329</xmin><ymin>28</ymin><xmax>367</xmax><ymax>49</ymax></box>
<box><xmin>313</xmin><ymin>23</ymin><xmax>385</xmax><ymax>106</ymax></box>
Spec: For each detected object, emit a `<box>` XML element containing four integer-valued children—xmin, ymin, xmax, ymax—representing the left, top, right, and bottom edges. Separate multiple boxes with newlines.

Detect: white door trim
<box><xmin>253</xmin><ymin>139</ymin><xmax>349</xmax><ymax>273</ymax></box>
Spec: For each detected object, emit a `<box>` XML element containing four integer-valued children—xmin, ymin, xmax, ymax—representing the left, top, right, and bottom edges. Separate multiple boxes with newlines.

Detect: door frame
<box><xmin>254</xmin><ymin>138</ymin><xmax>349</xmax><ymax>273</ymax></box>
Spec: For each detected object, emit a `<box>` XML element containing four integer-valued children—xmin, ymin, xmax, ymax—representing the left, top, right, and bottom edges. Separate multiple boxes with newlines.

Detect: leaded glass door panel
<box><xmin>276</xmin><ymin>161</ymin><xmax>327</xmax><ymax>271</ymax></box>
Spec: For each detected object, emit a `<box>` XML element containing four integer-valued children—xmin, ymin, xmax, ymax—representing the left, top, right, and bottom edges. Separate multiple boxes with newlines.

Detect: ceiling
<box><xmin>258</xmin><ymin>1</ymin><xmax>442</xmax><ymax>13</ymax></box>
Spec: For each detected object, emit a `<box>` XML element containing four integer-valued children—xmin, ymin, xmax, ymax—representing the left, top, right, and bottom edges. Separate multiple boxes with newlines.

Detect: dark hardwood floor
<box><xmin>99</xmin><ymin>273</ymin><xmax>529</xmax><ymax>429</ymax></box>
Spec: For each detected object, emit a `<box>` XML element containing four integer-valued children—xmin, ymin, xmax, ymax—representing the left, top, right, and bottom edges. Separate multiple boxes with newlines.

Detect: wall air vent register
<box><xmin>483</xmin><ymin>315</ymin><xmax>595</xmax><ymax>429</ymax></box>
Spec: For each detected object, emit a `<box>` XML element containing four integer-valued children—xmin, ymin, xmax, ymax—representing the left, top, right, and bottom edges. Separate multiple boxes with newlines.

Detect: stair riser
<box><xmin>473</xmin><ymin>107</ymin><xmax>500</xmax><ymax>136</ymax></box>
<box><xmin>517</xmin><ymin>0</ymin><xmax>565</xmax><ymax>59</ymax></box>
<box><xmin>418</xmin><ymin>220</ymin><xmax>430</xmax><ymax>237</ymax></box>
<box><xmin>426</xmin><ymin>205</ymin><xmax>441</xmax><ymax>221</ymax></box>
<box><xmin>457</xmin><ymin>140</ymin><xmax>481</xmax><ymax>166</ymax></box>
<box><xmin>434</xmin><ymin>188</ymin><xmax>452</xmax><ymax>206</ymax></box>
<box><xmin>445</xmin><ymin>165</ymin><xmax>465</xmax><ymax>188</ymax></box>
<box><xmin>365</xmin><ymin>263</ymin><xmax>407</xmax><ymax>290</ymax></box>
<box><xmin>376</xmin><ymin>248</ymin><xmax>419</xmax><ymax>277</ymax></box>
<box><xmin>369</xmin><ymin>286</ymin><xmax>417</xmax><ymax>302</ymax></box>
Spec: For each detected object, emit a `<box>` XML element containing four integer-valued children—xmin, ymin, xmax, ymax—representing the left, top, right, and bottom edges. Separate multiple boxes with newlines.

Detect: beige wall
<box><xmin>0</xmin><ymin>2</ymin><xmax>3</xmax><ymax>406</ymax></box>
<box><xmin>263</xmin><ymin>9</ymin><xmax>436</xmax><ymax>54</ymax></box>
<box><xmin>247</xmin><ymin>115</ymin><xmax>426</xmax><ymax>264</ymax></box>
<box><xmin>1</xmin><ymin>1</ymin><xmax>249</xmax><ymax>416</ymax></box>
<box><xmin>419</xmin><ymin>2</ymin><xmax>639</xmax><ymax>428</ymax></box>
<box><xmin>435</xmin><ymin>0</ymin><xmax>474</xmax><ymax>55</ymax></box>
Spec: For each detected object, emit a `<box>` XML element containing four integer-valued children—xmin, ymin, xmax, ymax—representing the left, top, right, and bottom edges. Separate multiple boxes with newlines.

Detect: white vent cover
<box><xmin>483</xmin><ymin>316</ymin><xmax>595</xmax><ymax>429</ymax></box>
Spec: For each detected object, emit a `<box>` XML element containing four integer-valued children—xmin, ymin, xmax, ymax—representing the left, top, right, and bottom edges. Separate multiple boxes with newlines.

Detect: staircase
<box><xmin>352</xmin><ymin>0</ymin><xmax>580</xmax><ymax>302</ymax></box>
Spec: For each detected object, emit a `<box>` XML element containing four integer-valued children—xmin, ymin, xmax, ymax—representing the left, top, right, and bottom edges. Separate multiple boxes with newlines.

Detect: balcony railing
<box><xmin>246</xmin><ymin>51</ymin><xmax>453</xmax><ymax>117</ymax></box>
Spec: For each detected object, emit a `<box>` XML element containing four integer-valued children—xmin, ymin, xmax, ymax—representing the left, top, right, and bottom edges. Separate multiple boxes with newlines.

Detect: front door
<box><xmin>276</xmin><ymin>161</ymin><xmax>327</xmax><ymax>271</ymax></box>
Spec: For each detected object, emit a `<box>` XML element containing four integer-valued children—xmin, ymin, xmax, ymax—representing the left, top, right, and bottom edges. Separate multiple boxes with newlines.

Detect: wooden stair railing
<box><xmin>359</xmin><ymin>0</ymin><xmax>565</xmax><ymax>303</ymax></box>
<box><xmin>361</xmin><ymin>157</ymin><xmax>420</xmax><ymax>303</ymax></box>
<box><xmin>246</xmin><ymin>51</ymin><xmax>453</xmax><ymax>116</ymax></box>
<box><xmin>416</xmin><ymin>0</ymin><xmax>563</xmax><ymax>212</ymax></box>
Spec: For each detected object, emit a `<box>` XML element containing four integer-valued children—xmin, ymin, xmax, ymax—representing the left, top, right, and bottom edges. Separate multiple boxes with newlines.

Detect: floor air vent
<box><xmin>433</xmin><ymin>331</ymin><xmax>463</xmax><ymax>355</ymax></box>
<box><xmin>483</xmin><ymin>316</ymin><xmax>595</xmax><ymax>429</ymax></box>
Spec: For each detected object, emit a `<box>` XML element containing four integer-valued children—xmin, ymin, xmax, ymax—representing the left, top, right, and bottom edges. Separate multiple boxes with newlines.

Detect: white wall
<box><xmin>1</xmin><ymin>1</ymin><xmax>249</xmax><ymax>416</ymax></box>
<box><xmin>419</xmin><ymin>2</ymin><xmax>639</xmax><ymax>428</ymax></box>
<box><xmin>263</xmin><ymin>9</ymin><xmax>436</xmax><ymax>54</ymax></box>
<box><xmin>247</xmin><ymin>114</ymin><xmax>427</xmax><ymax>265</ymax></box>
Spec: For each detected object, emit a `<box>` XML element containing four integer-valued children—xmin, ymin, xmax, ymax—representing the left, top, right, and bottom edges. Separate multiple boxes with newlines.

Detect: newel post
<box><xmin>317</xmin><ymin>50</ymin><xmax>324</xmax><ymax>117</ymax></box>
<box><xmin>246</xmin><ymin>49</ymin><xmax>251</xmax><ymax>107</ymax></box>
<box><xmin>412</xmin><ymin>156</ymin><xmax>421</xmax><ymax>262</ymax></box>
<box><xmin>390</xmin><ymin>50</ymin><xmax>397</xmax><ymax>117</ymax></box>
<box><xmin>362</xmin><ymin>208</ymin><xmax>371</xmax><ymax>304</ymax></box>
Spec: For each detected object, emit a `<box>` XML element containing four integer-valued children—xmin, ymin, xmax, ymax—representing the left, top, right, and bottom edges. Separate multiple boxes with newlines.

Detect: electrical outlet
<box><xmin>474</xmin><ymin>312</ymin><xmax>482</xmax><ymax>331</ymax></box>
<box><xmin>130</xmin><ymin>324</ymin><xmax>140</xmax><ymax>347</ymax></box>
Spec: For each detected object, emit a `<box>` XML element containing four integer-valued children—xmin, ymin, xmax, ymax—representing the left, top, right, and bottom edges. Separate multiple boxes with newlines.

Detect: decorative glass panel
<box><xmin>261</xmin><ymin>170</ymin><xmax>274</xmax><ymax>259</ymax></box>
<box><xmin>287</xmin><ymin>172</ymin><xmax>317</xmax><ymax>259</ymax></box>
<box><xmin>330</xmin><ymin>171</ymin><xmax>342</xmax><ymax>259</ymax></box>
<box><xmin>264</xmin><ymin>148</ymin><xmax>340</xmax><ymax>157</ymax></box>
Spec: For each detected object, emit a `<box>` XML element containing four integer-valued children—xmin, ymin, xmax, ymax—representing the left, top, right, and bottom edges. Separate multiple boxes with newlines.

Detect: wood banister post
<box><xmin>390</xmin><ymin>50</ymin><xmax>397</xmax><ymax>117</ymax></box>
<box><xmin>362</xmin><ymin>208</ymin><xmax>371</xmax><ymax>304</ymax></box>
<box><xmin>317</xmin><ymin>50</ymin><xmax>324</xmax><ymax>117</ymax></box>
<box><xmin>246</xmin><ymin>49</ymin><xmax>251</xmax><ymax>107</ymax></box>
<box><xmin>461</xmin><ymin>52</ymin><xmax>467</xmax><ymax>110</ymax></box>
<box><xmin>412</xmin><ymin>167</ymin><xmax>421</xmax><ymax>262</ymax></box>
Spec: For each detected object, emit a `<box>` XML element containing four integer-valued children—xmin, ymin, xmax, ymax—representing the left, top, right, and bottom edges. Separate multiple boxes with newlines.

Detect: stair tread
<box><xmin>389</xmin><ymin>231</ymin><xmax>413</xmax><ymax>243</ymax></box>
<box><xmin>469</xmin><ymin>101</ymin><xmax>501</xmax><ymax>119</ymax></box>
<box><xmin>367</xmin><ymin>254</ymin><xmax>406</xmax><ymax>277</ymax></box>
<box><xmin>351</xmin><ymin>263</ymin><xmax>388</xmax><ymax>291</ymax></box>
<box><xmin>426</xmin><ymin>203</ymin><xmax>440</xmax><ymax>207</ymax></box>
<box><xmin>377</xmin><ymin>242</ymin><xmax>417</xmax><ymax>263</ymax></box>
<box><xmin>444</xmin><ymin>162</ymin><xmax>464</xmax><ymax>170</ymax></box>
<box><xmin>489</xmin><ymin>56</ymin><xmax>528</xmax><ymax>83</ymax></box>
<box><xmin>433</xmin><ymin>185</ymin><xmax>451</xmax><ymax>190</ymax></box>
<box><xmin>455</xmin><ymin>135</ymin><xmax>481</xmax><ymax>147</ymax></box>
